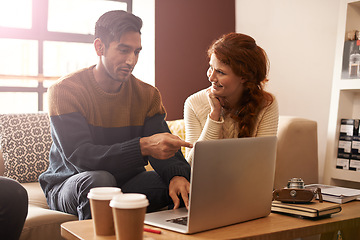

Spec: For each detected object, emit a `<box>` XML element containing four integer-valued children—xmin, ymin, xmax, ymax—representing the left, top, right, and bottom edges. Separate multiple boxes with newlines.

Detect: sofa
<box><xmin>0</xmin><ymin>113</ymin><xmax>319</xmax><ymax>240</ymax></box>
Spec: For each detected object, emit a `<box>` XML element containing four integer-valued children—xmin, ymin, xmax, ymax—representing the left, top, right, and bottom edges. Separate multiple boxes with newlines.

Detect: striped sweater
<box><xmin>39</xmin><ymin>66</ymin><xmax>190</xmax><ymax>195</ymax></box>
<box><xmin>184</xmin><ymin>89</ymin><xmax>279</xmax><ymax>164</ymax></box>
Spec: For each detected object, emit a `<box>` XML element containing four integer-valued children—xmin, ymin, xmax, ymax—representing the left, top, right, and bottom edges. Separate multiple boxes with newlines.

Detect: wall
<box><xmin>155</xmin><ymin>0</ymin><xmax>235</xmax><ymax>120</ymax></box>
<box><xmin>133</xmin><ymin>0</ymin><xmax>155</xmax><ymax>86</ymax></box>
<box><xmin>235</xmin><ymin>0</ymin><xmax>340</xmax><ymax>183</ymax></box>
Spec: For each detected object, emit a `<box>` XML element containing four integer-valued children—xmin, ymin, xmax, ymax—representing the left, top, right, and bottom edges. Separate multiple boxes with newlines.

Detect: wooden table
<box><xmin>61</xmin><ymin>201</ymin><xmax>360</xmax><ymax>240</ymax></box>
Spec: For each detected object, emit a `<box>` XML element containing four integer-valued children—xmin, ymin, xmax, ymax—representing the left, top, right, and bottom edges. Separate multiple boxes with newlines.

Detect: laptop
<box><xmin>145</xmin><ymin>136</ymin><xmax>277</xmax><ymax>234</ymax></box>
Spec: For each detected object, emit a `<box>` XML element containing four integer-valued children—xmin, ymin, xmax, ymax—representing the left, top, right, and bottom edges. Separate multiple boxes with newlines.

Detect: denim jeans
<box><xmin>47</xmin><ymin>170</ymin><xmax>171</xmax><ymax>220</ymax></box>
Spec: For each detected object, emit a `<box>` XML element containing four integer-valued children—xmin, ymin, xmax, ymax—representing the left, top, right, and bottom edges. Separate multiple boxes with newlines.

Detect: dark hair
<box><xmin>208</xmin><ymin>32</ymin><xmax>273</xmax><ymax>137</ymax></box>
<box><xmin>94</xmin><ymin>10</ymin><xmax>143</xmax><ymax>48</ymax></box>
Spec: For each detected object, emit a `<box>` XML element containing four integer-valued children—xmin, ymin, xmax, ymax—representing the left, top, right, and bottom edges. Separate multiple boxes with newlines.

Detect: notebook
<box><xmin>145</xmin><ymin>136</ymin><xmax>277</xmax><ymax>234</ymax></box>
<box><xmin>271</xmin><ymin>200</ymin><xmax>342</xmax><ymax>218</ymax></box>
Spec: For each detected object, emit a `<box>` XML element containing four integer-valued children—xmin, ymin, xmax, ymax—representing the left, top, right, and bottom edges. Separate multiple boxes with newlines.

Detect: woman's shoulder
<box><xmin>261</xmin><ymin>92</ymin><xmax>277</xmax><ymax>107</ymax></box>
<box><xmin>185</xmin><ymin>89</ymin><xmax>210</xmax><ymax>113</ymax></box>
<box><xmin>268</xmin><ymin>93</ymin><xmax>278</xmax><ymax>108</ymax></box>
<box><xmin>261</xmin><ymin>92</ymin><xmax>279</xmax><ymax>116</ymax></box>
<box><xmin>185</xmin><ymin>89</ymin><xmax>208</xmax><ymax>106</ymax></box>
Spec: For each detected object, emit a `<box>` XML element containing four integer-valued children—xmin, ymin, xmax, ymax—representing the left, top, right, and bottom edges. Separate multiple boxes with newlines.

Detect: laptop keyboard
<box><xmin>166</xmin><ymin>216</ymin><xmax>188</xmax><ymax>226</ymax></box>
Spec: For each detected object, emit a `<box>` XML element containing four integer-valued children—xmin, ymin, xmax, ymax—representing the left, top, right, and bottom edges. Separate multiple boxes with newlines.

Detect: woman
<box><xmin>184</xmin><ymin>32</ymin><xmax>279</xmax><ymax>164</ymax></box>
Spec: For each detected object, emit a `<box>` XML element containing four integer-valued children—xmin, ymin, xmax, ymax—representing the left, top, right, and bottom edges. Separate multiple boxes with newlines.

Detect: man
<box><xmin>39</xmin><ymin>10</ymin><xmax>192</xmax><ymax>220</ymax></box>
<box><xmin>0</xmin><ymin>177</ymin><xmax>28</xmax><ymax>240</ymax></box>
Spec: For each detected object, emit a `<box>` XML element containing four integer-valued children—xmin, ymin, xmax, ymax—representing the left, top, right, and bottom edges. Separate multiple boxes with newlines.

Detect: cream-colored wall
<box><xmin>235</xmin><ymin>0</ymin><xmax>340</xmax><ymax>183</ymax></box>
<box><xmin>132</xmin><ymin>0</ymin><xmax>155</xmax><ymax>86</ymax></box>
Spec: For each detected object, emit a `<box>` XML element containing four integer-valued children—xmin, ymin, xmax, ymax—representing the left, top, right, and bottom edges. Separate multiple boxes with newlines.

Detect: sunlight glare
<box><xmin>0</xmin><ymin>0</ymin><xmax>32</xmax><ymax>29</ymax></box>
<box><xmin>48</xmin><ymin>0</ymin><xmax>127</xmax><ymax>35</ymax></box>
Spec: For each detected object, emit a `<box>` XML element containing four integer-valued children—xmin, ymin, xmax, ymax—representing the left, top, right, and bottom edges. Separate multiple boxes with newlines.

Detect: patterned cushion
<box><xmin>0</xmin><ymin>113</ymin><xmax>51</xmax><ymax>183</ymax></box>
<box><xmin>167</xmin><ymin>119</ymin><xmax>186</xmax><ymax>156</ymax></box>
<box><xmin>0</xmin><ymin>114</ymin><xmax>186</xmax><ymax>181</ymax></box>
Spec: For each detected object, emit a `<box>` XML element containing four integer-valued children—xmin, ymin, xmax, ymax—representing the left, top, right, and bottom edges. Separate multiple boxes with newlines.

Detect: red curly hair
<box><xmin>208</xmin><ymin>32</ymin><xmax>273</xmax><ymax>137</ymax></box>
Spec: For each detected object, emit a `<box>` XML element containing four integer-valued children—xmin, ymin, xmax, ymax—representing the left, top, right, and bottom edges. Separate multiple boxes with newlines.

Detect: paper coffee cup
<box><xmin>110</xmin><ymin>193</ymin><xmax>149</xmax><ymax>240</ymax></box>
<box><xmin>87</xmin><ymin>187</ymin><xmax>122</xmax><ymax>236</ymax></box>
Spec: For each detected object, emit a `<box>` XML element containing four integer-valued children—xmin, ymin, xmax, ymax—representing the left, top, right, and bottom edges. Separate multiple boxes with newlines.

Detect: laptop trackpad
<box><xmin>145</xmin><ymin>208</ymin><xmax>189</xmax><ymax>233</ymax></box>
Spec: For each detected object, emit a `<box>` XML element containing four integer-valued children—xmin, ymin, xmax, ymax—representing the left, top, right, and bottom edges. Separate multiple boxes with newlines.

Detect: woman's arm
<box><xmin>183</xmin><ymin>91</ymin><xmax>224</xmax><ymax>164</ymax></box>
<box><xmin>255</xmin><ymin>97</ymin><xmax>279</xmax><ymax>137</ymax></box>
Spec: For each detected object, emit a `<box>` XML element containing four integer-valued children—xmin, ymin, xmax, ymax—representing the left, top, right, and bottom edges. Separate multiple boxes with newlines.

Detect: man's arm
<box><xmin>141</xmin><ymin>114</ymin><xmax>191</xmax><ymax>178</ymax></box>
<box><xmin>140</xmin><ymin>132</ymin><xmax>192</xmax><ymax>160</ymax></box>
<box><xmin>50</xmin><ymin>112</ymin><xmax>146</xmax><ymax>173</ymax></box>
<box><xmin>140</xmin><ymin>113</ymin><xmax>192</xmax><ymax>208</ymax></box>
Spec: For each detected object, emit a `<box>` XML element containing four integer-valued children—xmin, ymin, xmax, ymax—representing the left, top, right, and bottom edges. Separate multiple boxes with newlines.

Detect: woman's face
<box><xmin>207</xmin><ymin>54</ymin><xmax>245</xmax><ymax>107</ymax></box>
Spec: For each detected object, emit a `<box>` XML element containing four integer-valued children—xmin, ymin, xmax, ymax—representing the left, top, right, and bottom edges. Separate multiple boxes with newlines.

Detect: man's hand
<box><xmin>169</xmin><ymin>176</ymin><xmax>190</xmax><ymax>209</ymax></box>
<box><xmin>140</xmin><ymin>133</ymin><xmax>192</xmax><ymax>159</ymax></box>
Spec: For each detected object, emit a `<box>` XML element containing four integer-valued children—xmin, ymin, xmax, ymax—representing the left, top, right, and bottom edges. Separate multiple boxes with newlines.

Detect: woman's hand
<box><xmin>206</xmin><ymin>87</ymin><xmax>222</xmax><ymax>121</ymax></box>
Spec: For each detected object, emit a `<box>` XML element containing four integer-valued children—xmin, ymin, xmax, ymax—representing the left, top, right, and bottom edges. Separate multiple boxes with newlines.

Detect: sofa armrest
<box><xmin>274</xmin><ymin>116</ymin><xmax>319</xmax><ymax>189</ymax></box>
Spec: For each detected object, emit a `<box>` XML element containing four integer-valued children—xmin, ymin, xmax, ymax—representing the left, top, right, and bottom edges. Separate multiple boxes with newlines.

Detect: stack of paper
<box><xmin>305</xmin><ymin>184</ymin><xmax>360</xmax><ymax>204</ymax></box>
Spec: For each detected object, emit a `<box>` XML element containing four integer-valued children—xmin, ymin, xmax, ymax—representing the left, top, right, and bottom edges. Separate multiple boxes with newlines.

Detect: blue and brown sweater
<box><xmin>39</xmin><ymin>66</ymin><xmax>190</xmax><ymax>195</ymax></box>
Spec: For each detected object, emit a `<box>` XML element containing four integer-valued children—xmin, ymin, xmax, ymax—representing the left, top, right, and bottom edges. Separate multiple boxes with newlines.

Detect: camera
<box><xmin>272</xmin><ymin>178</ymin><xmax>323</xmax><ymax>203</ymax></box>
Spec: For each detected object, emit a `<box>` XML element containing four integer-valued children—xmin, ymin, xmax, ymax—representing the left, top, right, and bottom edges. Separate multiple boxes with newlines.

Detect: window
<box><xmin>0</xmin><ymin>0</ymin><xmax>132</xmax><ymax>113</ymax></box>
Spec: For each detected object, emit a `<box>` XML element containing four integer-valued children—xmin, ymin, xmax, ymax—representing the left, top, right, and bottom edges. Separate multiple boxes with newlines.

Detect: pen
<box><xmin>144</xmin><ymin>227</ymin><xmax>162</xmax><ymax>234</ymax></box>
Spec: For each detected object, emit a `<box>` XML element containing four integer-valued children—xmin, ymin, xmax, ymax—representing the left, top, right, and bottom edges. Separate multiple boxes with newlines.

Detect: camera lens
<box><xmin>287</xmin><ymin>178</ymin><xmax>304</xmax><ymax>189</ymax></box>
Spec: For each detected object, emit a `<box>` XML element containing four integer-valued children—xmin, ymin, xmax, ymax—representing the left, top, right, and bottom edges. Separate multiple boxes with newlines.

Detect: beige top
<box><xmin>184</xmin><ymin>89</ymin><xmax>279</xmax><ymax>164</ymax></box>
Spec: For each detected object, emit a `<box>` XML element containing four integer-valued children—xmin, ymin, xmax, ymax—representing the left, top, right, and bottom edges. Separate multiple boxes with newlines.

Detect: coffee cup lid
<box><xmin>87</xmin><ymin>187</ymin><xmax>122</xmax><ymax>200</ymax></box>
<box><xmin>110</xmin><ymin>193</ymin><xmax>149</xmax><ymax>209</ymax></box>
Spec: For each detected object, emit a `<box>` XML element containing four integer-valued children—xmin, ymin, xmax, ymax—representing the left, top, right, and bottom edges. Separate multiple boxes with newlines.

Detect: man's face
<box><xmin>101</xmin><ymin>31</ymin><xmax>142</xmax><ymax>82</ymax></box>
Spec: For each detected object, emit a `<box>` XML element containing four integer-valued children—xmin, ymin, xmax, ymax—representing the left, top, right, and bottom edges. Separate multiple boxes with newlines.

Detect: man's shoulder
<box><xmin>129</xmin><ymin>75</ymin><xmax>161</xmax><ymax>100</ymax></box>
<box><xmin>49</xmin><ymin>66</ymin><xmax>93</xmax><ymax>92</ymax></box>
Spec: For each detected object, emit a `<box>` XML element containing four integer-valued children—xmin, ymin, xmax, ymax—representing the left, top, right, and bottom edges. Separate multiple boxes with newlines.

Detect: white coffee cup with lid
<box><xmin>110</xmin><ymin>193</ymin><xmax>149</xmax><ymax>240</ymax></box>
<box><xmin>87</xmin><ymin>187</ymin><xmax>122</xmax><ymax>236</ymax></box>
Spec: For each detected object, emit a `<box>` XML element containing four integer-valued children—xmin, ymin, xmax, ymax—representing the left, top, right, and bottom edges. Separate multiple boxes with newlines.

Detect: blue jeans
<box><xmin>47</xmin><ymin>170</ymin><xmax>171</xmax><ymax>220</ymax></box>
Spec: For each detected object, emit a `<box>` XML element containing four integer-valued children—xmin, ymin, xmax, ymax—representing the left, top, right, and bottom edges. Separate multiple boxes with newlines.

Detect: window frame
<box><xmin>0</xmin><ymin>0</ymin><xmax>132</xmax><ymax>112</ymax></box>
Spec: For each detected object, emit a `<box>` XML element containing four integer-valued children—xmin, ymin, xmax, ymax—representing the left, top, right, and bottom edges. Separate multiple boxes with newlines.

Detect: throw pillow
<box><xmin>0</xmin><ymin>113</ymin><xmax>51</xmax><ymax>183</ymax></box>
<box><xmin>167</xmin><ymin>119</ymin><xmax>186</xmax><ymax>156</ymax></box>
